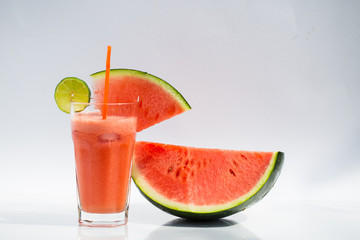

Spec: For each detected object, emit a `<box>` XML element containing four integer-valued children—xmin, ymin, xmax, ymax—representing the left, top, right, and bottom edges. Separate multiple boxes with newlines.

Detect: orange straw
<box><xmin>102</xmin><ymin>46</ymin><xmax>112</xmax><ymax>119</ymax></box>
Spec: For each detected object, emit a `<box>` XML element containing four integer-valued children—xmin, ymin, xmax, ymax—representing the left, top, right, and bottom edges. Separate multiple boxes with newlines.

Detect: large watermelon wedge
<box><xmin>91</xmin><ymin>69</ymin><xmax>191</xmax><ymax>132</ymax></box>
<box><xmin>132</xmin><ymin>141</ymin><xmax>284</xmax><ymax>220</ymax></box>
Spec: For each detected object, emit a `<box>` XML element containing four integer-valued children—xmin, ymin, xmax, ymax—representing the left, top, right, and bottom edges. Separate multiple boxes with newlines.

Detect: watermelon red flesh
<box><xmin>132</xmin><ymin>142</ymin><xmax>283</xmax><ymax>220</ymax></box>
<box><xmin>91</xmin><ymin>69</ymin><xmax>191</xmax><ymax>132</ymax></box>
<box><xmin>134</xmin><ymin>142</ymin><xmax>273</xmax><ymax>206</ymax></box>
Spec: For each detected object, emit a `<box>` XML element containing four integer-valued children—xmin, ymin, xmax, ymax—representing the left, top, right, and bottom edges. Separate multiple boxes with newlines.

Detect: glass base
<box><xmin>78</xmin><ymin>224</ymin><xmax>128</xmax><ymax>240</ymax></box>
<box><xmin>78</xmin><ymin>208</ymin><xmax>128</xmax><ymax>227</ymax></box>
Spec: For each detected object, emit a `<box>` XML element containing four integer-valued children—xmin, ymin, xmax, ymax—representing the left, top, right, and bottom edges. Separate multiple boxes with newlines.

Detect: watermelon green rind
<box><xmin>132</xmin><ymin>149</ymin><xmax>284</xmax><ymax>220</ymax></box>
<box><xmin>90</xmin><ymin>69</ymin><xmax>191</xmax><ymax>110</ymax></box>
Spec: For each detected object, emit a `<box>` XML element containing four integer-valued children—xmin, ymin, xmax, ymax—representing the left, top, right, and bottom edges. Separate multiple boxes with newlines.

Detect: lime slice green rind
<box><xmin>54</xmin><ymin>77</ymin><xmax>91</xmax><ymax>114</ymax></box>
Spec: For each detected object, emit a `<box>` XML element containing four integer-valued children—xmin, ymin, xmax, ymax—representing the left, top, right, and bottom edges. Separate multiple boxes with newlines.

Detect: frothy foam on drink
<box><xmin>71</xmin><ymin>112</ymin><xmax>137</xmax><ymax>136</ymax></box>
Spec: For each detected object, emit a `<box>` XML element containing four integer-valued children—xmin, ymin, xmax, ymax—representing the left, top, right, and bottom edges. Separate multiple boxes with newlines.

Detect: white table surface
<box><xmin>1</xmin><ymin>194</ymin><xmax>359</xmax><ymax>240</ymax></box>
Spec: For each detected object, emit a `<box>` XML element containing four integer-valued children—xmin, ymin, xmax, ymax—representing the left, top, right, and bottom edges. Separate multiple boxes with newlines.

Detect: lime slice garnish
<box><xmin>54</xmin><ymin>77</ymin><xmax>91</xmax><ymax>113</ymax></box>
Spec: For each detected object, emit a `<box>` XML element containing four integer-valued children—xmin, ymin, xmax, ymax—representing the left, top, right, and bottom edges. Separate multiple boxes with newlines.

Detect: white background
<box><xmin>1</xmin><ymin>0</ymin><xmax>360</xmax><ymax>239</ymax></box>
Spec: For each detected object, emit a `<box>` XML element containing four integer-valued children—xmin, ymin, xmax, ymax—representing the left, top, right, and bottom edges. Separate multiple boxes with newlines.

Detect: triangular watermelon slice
<box><xmin>91</xmin><ymin>69</ymin><xmax>191</xmax><ymax>132</ymax></box>
<box><xmin>132</xmin><ymin>141</ymin><xmax>284</xmax><ymax>220</ymax></box>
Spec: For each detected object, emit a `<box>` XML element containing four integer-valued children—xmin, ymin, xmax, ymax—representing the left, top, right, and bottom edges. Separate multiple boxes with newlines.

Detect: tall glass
<box><xmin>70</xmin><ymin>101</ymin><xmax>139</xmax><ymax>227</ymax></box>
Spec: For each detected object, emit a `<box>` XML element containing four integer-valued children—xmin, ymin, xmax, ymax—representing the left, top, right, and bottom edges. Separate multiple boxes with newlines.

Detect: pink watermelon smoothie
<box><xmin>71</xmin><ymin>113</ymin><xmax>137</xmax><ymax>213</ymax></box>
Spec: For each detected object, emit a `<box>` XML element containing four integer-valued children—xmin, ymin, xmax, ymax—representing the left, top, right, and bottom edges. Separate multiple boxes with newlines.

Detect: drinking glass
<box><xmin>71</xmin><ymin>101</ymin><xmax>139</xmax><ymax>227</ymax></box>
